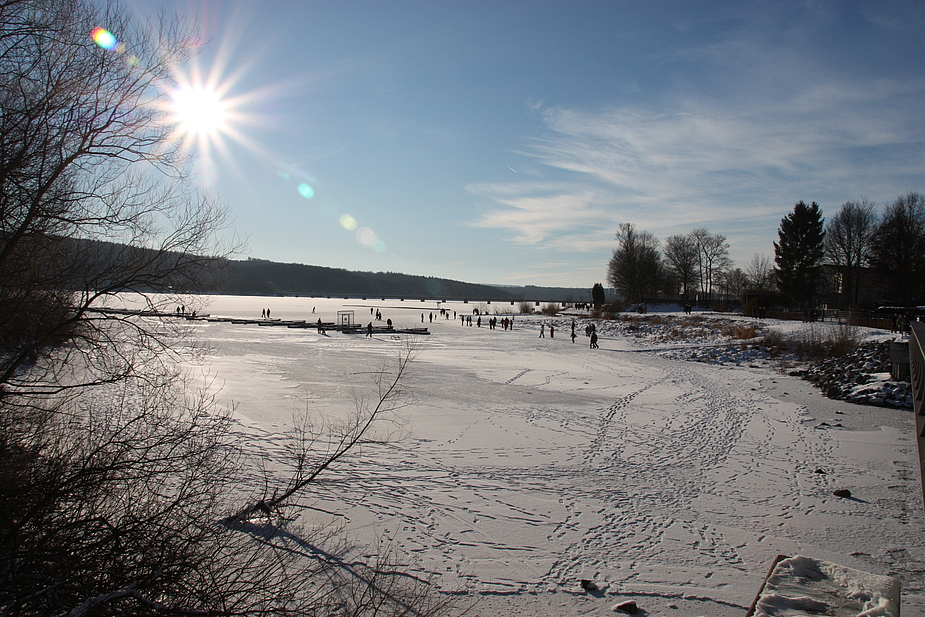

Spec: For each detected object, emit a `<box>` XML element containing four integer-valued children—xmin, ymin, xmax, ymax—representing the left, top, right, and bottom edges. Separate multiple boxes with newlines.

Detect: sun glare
<box><xmin>170</xmin><ymin>85</ymin><xmax>228</xmax><ymax>138</ymax></box>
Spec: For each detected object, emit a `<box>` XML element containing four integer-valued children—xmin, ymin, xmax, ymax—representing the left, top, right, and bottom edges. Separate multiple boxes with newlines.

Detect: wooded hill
<box><xmin>216</xmin><ymin>258</ymin><xmax>513</xmax><ymax>300</ymax></box>
<box><xmin>215</xmin><ymin>258</ymin><xmax>592</xmax><ymax>302</ymax></box>
<box><xmin>60</xmin><ymin>237</ymin><xmax>590</xmax><ymax>301</ymax></box>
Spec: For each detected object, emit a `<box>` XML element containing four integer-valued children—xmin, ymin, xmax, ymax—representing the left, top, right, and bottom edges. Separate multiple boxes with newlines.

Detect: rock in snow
<box><xmin>613</xmin><ymin>599</ymin><xmax>639</xmax><ymax>614</ymax></box>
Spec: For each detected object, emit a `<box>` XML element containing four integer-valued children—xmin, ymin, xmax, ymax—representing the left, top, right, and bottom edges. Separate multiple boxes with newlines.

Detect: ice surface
<box><xmin>153</xmin><ymin>296</ymin><xmax>925</xmax><ymax>617</ymax></box>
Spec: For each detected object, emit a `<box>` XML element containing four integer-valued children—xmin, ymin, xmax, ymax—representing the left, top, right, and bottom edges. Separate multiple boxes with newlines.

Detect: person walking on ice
<box><xmin>539</xmin><ymin>323</ymin><xmax>545</xmax><ymax>338</ymax></box>
<box><xmin>590</xmin><ymin>331</ymin><xmax>599</xmax><ymax>348</ymax></box>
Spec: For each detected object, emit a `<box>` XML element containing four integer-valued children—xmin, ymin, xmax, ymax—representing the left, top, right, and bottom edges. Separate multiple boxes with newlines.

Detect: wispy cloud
<box><xmin>470</xmin><ymin>8</ymin><xmax>925</xmax><ymax>266</ymax></box>
<box><xmin>472</xmin><ymin>83</ymin><xmax>925</xmax><ymax>262</ymax></box>
<box><xmin>468</xmin><ymin>182</ymin><xmax>615</xmax><ymax>247</ymax></box>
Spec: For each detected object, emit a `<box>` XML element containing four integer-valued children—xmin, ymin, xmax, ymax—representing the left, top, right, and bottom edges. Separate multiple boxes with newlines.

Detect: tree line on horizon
<box><xmin>605</xmin><ymin>192</ymin><xmax>925</xmax><ymax>312</ymax></box>
<box><xmin>218</xmin><ymin>257</ymin><xmax>591</xmax><ymax>301</ymax></box>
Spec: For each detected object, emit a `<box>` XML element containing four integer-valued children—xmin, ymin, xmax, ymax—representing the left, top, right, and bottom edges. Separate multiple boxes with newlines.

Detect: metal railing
<box><xmin>908</xmin><ymin>321</ymin><xmax>925</xmax><ymax>518</ymax></box>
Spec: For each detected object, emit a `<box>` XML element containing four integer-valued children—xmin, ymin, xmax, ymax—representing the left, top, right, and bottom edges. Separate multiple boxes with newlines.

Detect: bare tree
<box><xmin>0</xmin><ymin>1</ymin><xmax>454</xmax><ymax>615</ymax></box>
<box><xmin>868</xmin><ymin>192</ymin><xmax>925</xmax><ymax>306</ymax></box>
<box><xmin>0</xmin><ymin>0</ymin><xmax>233</xmax><ymax>398</ymax></box>
<box><xmin>824</xmin><ymin>199</ymin><xmax>876</xmax><ymax>309</ymax></box>
<box><xmin>745</xmin><ymin>253</ymin><xmax>775</xmax><ymax>292</ymax></box>
<box><xmin>1</xmin><ymin>364</ymin><xmax>453</xmax><ymax>617</ymax></box>
<box><xmin>663</xmin><ymin>234</ymin><xmax>699</xmax><ymax>302</ymax></box>
<box><xmin>717</xmin><ymin>268</ymin><xmax>748</xmax><ymax>307</ymax></box>
<box><xmin>691</xmin><ymin>228</ymin><xmax>731</xmax><ymax>305</ymax></box>
<box><xmin>607</xmin><ymin>223</ymin><xmax>663</xmax><ymax>308</ymax></box>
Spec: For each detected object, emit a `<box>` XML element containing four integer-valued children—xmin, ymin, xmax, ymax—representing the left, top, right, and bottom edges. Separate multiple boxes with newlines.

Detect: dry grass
<box><xmin>760</xmin><ymin>330</ymin><xmax>785</xmax><ymax>357</ymax></box>
<box><xmin>723</xmin><ymin>324</ymin><xmax>756</xmax><ymax>339</ymax></box>
<box><xmin>829</xmin><ymin>324</ymin><xmax>862</xmax><ymax>358</ymax></box>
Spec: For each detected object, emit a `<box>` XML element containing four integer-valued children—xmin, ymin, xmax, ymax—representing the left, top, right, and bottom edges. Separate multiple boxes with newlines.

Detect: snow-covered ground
<box><xmin>170</xmin><ymin>296</ymin><xmax>925</xmax><ymax>616</ymax></box>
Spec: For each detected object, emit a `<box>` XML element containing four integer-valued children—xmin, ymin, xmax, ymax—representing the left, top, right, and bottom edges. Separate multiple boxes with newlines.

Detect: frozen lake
<box><xmin>165</xmin><ymin>295</ymin><xmax>925</xmax><ymax>616</ymax></box>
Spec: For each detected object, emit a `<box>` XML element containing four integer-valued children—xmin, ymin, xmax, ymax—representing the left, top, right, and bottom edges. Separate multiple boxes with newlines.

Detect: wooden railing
<box><xmin>908</xmin><ymin>321</ymin><xmax>925</xmax><ymax>518</ymax></box>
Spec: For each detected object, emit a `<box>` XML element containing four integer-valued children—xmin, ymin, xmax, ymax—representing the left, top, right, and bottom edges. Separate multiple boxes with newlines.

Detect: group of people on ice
<box><xmin>538</xmin><ymin>320</ymin><xmax>598</xmax><ymax>348</ymax></box>
<box><xmin>461</xmin><ymin>314</ymin><xmax>513</xmax><ymax>330</ymax></box>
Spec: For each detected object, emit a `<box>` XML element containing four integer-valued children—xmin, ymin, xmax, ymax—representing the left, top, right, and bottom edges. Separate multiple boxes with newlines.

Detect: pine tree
<box><xmin>774</xmin><ymin>201</ymin><xmax>825</xmax><ymax>309</ymax></box>
<box><xmin>591</xmin><ymin>283</ymin><xmax>605</xmax><ymax>308</ymax></box>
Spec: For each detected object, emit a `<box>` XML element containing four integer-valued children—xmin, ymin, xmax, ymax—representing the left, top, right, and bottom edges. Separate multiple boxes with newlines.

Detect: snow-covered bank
<box><xmin>548</xmin><ymin>309</ymin><xmax>912</xmax><ymax>410</ymax></box>
<box><xmin>179</xmin><ymin>297</ymin><xmax>925</xmax><ymax>617</ymax></box>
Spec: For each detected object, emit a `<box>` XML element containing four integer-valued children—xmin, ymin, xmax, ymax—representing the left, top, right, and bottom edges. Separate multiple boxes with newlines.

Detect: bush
<box><xmin>541</xmin><ymin>303</ymin><xmax>561</xmax><ymax>316</ymax></box>
<box><xmin>795</xmin><ymin>337</ymin><xmax>828</xmax><ymax>362</ymax></box>
<box><xmin>760</xmin><ymin>330</ymin><xmax>785</xmax><ymax>357</ymax></box>
<box><xmin>830</xmin><ymin>324</ymin><xmax>861</xmax><ymax>358</ymax></box>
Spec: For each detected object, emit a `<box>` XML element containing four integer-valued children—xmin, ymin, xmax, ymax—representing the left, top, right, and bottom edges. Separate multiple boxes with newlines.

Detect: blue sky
<box><xmin>134</xmin><ymin>1</ymin><xmax>925</xmax><ymax>288</ymax></box>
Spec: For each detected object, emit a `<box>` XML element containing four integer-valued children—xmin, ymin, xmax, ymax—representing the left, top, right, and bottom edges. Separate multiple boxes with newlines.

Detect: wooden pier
<box><xmin>92</xmin><ymin>308</ymin><xmax>429</xmax><ymax>335</ymax></box>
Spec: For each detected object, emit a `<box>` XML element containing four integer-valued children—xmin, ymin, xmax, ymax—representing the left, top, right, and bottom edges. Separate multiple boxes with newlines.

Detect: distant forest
<box><xmin>215</xmin><ymin>258</ymin><xmax>593</xmax><ymax>303</ymax></box>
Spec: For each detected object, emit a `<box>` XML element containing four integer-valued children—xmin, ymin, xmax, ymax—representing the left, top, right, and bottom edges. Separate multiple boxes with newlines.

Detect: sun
<box><xmin>169</xmin><ymin>84</ymin><xmax>228</xmax><ymax>139</ymax></box>
<box><xmin>158</xmin><ymin>17</ymin><xmax>284</xmax><ymax>187</ymax></box>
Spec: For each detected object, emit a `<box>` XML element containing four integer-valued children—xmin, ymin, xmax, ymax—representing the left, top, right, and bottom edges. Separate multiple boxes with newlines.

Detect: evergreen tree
<box><xmin>774</xmin><ymin>201</ymin><xmax>825</xmax><ymax>309</ymax></box>
<box><xmin>591</xmin><ymin>283</ymin><xmax>605</xmax><ymax>308</ymax></box>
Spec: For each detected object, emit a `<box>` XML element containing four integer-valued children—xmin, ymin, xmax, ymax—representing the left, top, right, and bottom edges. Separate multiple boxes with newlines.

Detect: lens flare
<box><xmin>340</xmin><ymin>214</ymin><xmax>358</xmax><ymax>231</ymax></box>
<box><xmin>91</xmin><ymin>27</ymin><xmax>117</xmax><ymax>50</ymax></box>
<box><xmin>357</xmin><ymin>227</ymin><xmax>377</xmax><ymax>247</ymax></box>
<box><xmin>297</xmin><ymin>183</ymin><xmax>315</xmax><ymax>199</ymax></box>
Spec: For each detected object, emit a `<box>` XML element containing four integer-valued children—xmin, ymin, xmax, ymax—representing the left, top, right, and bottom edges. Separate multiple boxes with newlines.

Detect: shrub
<box><xmin>793</xmin><ymin>325</ymin><xmax>829</xmax><ymax>361</ymax></box>
<box><xmin>760</xmin><ymin>330</ymin><xmax>785</xmax><ymax>357</ymax></box>
<box><xmin>829</xmin><ymin>324</ymin><xmax>861</xmax><ymax>358</ymax></box>
<box><xmin>541</xmin><ymin>303</ymin><xmax>561</xmax><ymax>315</ymax></box>
<box><xmin>602</xmin><ymin>301</ymin><xmax>626</xmax><ymax>314</ymax></box>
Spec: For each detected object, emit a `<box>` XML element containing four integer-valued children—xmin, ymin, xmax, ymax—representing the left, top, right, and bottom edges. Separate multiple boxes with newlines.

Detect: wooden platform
<box><xmin>90</xmin><ymin>308</ymin><xmax>428</xmax><ymax>335</ymax></box>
